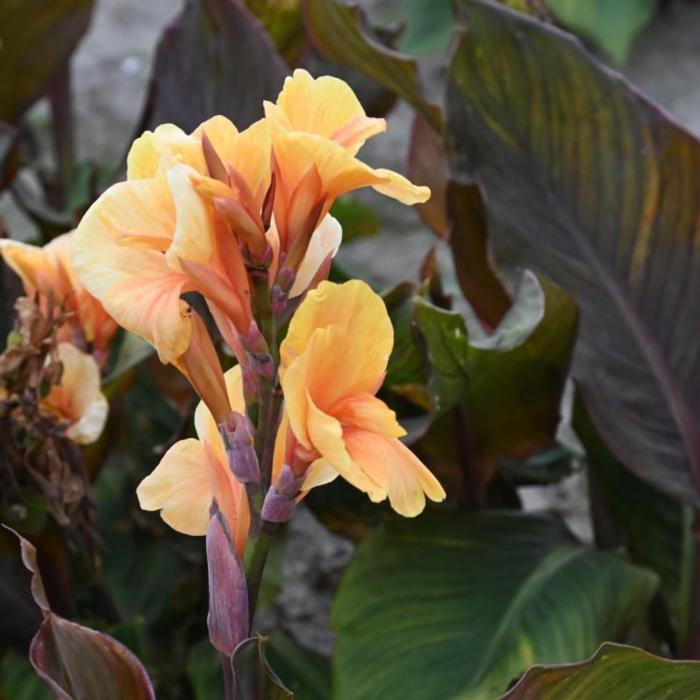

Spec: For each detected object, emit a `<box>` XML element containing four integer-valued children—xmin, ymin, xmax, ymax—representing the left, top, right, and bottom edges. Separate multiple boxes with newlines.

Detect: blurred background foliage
<box><xmin>3</xmin><ymin>0</ymin><xmax>700</xmax><ymax>698</ymax></box>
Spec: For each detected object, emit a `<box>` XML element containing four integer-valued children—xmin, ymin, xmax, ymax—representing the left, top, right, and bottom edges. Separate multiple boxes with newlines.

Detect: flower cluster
<box><xmin>71</xmin><ymin>69</ymin><xmax>445</xmax><ymax>653</ymax></box>
<box><xmin>0</xmin><ymin>232</ymin><xmax>113</xmax><ymax>444</ymax></box>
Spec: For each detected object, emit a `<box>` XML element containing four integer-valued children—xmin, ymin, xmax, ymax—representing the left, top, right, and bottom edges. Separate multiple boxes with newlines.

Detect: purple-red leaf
<box><xmin>6</xmin><ymin>527</ymin><xmax>155</xmax><ymax>700</ymax></box>
<box><xmin>139</xmin><ymin>0</ymin><xmax>288</xmax><ymax>133</ymax></box>
<box><xmin>0</xmin><ymin>0</ymin><xmax>94</xmax><ymax>123</ymax></box>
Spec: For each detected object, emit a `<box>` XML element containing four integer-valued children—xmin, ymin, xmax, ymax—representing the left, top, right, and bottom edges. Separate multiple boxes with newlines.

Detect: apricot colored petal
<box><xmin>204</xmin><ymin>442</ymin><xmax>249</xmax><ymax>556</ymax></box>
<box><xmin>344</xmin><ymin>428</ymin><xmax>446</xmax><ymax>517</ymax></box>
<box><xmin>173</xmin><ymin>310</ymin><xmax>230</xmax><ymax>424</ymax></box>
<box><xmin>194</xmin><ymin>365</ymin><xmax>246</xmax><ymax>453</ymax></box>
<box><xmin>302</xmin><ymin>459</ymin><xmax>339</xmax><ymax>491</ymax></box>
<box><xmin>137</xmin><ymin>438</ymin><xmax>212</xmax><ymax>535</ymax></box>
<box><xmin>271</xmin><ymin>127</ymin><xmax>386</xmax><ymax>202</ymax></box>
<box><xmin>289</xmin><ymin>214</ymin><xmax>342</xmax><ymax>298</ymax></box>
<box><xmin>0</xmin><ymin>239</ymin><xmax>53</xmax><ymax>294</ymax></box>
<box><xmin>267</xmin><ymin>69</ymin><xmax>385</xmax><ymax>153</ymax></box>
<box><xmin>44</xmin><ymin>343</ymin><xmax>108</xmax><ymax>445</ymax></box>
<box><xmin>371</xmin><ymin>168</ymin><xmax>431</xmax><ymax>205</ymax></box>
<box><xmin>194</xmin><ymin>115</ymin><xmax>239</xmax><ymax>161</ymax></box>
<box><xmin>332</xmin><ymin>393</ymin><xmax>405</xmax><ymax>439</ymax></box>
<box><xmin>271</xmin><ymin>410</ymin><xmax>290</xmax><ymax>484</ymax></box>
<box><xmin>165</xmin><ymin>164</ymin><xmax>216</xmax><ymax>268</ymax></box>
<box><xmin>73</xmin><ymin>180</ymin><xmax>191</xmax><ymax>363</ymax></box>
<box><xmin>127</xmin><ymin>124</ymin><xmax>205</xmax><ymax>179</ymax></box>
<box><xmin>196</xmin><ymin>117</ymin><xmax>271</xmax><ymax>203</ymax></box>
<box><xmin>306</xmin><ymin>391</ymin><xmax>385</xmax><ymax>500</ymax></box>
<box><xmin>331</xmin><ymin>114</ymin><xmax>386</xmax><ymax>154</ymax></box>
<box><xmin>281</xmin><ymin>279</ymin><xmax>392</xmax><ymax>375</ymax></box>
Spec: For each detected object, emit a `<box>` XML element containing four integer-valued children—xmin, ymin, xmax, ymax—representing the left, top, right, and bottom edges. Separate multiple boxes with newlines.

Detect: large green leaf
<box><xmin>573</xmin><ymin>394</ymin><xmax>694</xmax><ymax>648</ymax></box>
<box><xmin>447</xmin><ymin>0</ymin><xmax>700</xmax><ymax>506</ymax></box>
<box><xmin>501</xmin><ymin>642</ymin><xmax>700</xmax><ymax>699</ymax></box>
<box><xmin>413</xmin><ymin>273</ymin><xmax>577</xmax><ymax>492</ymax></box>
<box><xmin>302</xmin><ymin>0</ymin><xmax>443</xmax><ymax>131</ymax></box>
<box><xmin>0</xmin><ymin>0</ymin><xmax>93</xmax><ymax>123</ymax></box>
<box><xmin>546</xmin><ymin>0</ymin><xmax>655</xmax><ymax>64</ymax></box>
<box><xmin>139</xmin><ymin>0</ymin><xmax>287</xmax><ymax>133</ymax></box>
<box><xmin>332</xmin><ymin>511</ymin><xmax>657</xmax><ymax>700</ymax></box>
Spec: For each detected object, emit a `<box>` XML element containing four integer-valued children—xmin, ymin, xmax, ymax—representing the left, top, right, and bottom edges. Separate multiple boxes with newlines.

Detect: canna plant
<box><xmin>68</xmin><ymin>69</ymin><xmax>444</xmax><ymax>695</ymax></box>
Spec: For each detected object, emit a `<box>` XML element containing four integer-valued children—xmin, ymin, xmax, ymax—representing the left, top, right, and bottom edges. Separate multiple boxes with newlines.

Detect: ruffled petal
<box><xmin>371</xmin><ymin>168</ymin><xmax>431</xmax><ymax>205</ymax></box>
<box><xmin>136</xmin><ymin>438</ymin><xmax>212</xmax><ymax>535</ymax></box>
<box><xmin>44</xmin><ymin>343</ymin><xmax>108</xmax><ymax>445</ymax></box>
<box><xmin>343</xmin><ymin>428</ymin><xmax>446</xmax><ymax>517</ymax></box>
<box><xmin>127</xmin><ymin>124</ymin><xmax>205</xmax><ymax>179</ymax></box>
<box><xmin>194</xmin><ymin>365</ymin><xmax>246</xmax><ymax>452</ymax></box>
<box><xmin>301</xmin><ymin>459</ymin><xmax>338</xmax><ymax>491</ymax></box>
<box><xmin>0</xmin><ymin>239</ymin><xmax>57</xmax><ymax>295</ymax></box>
<box><xmin>73</xmin><ymin>178</ymin><xmax>192</xmax><ymax>363</ymax></box>
<box><xmin>332</xmin><ymin>393</ymin><xmax>405</xmax><ymax>439</ymax></box>
<box><xmin>281</xmin><ymin>280</ymin><xmax>393</xmax><ymax>380</ymax></box>
<box><xmin>306</xmin><ymin>391</ymin><xmax>384</xmax><ymax>500</ymax></box>
<box><xmin>266</xmin><ymin>69</ymin><xmax>385</xmax><ymax>154</ymax></box>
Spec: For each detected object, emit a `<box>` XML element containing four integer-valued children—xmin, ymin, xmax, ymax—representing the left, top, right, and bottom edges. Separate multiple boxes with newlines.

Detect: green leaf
<box><xmin>245</xmin><ymin>0</ymin><xmax>307</xmax><ymax>64</ymax></box>
<box><xmin>398</xmin><ymin>0</ymin><xmax>454</xmax><ymax>57</ymax></box>
<box><xmin>302</xmin><ymin>0</ymin><xmax>443</xmax><ymax>131</ymax></box>
<box><xmin>139</xmin><ymin>0</ymin><xmax>287</xmax><ymax>133</ymax></box>
<box><xmin>501</xmin><ymin>642</ymin><xmax>700</xmax><ymax>699</ymax></box>
<box><xmin>0</xmin><ymin>651</ymin><xmax>51</xmax><ymax>700</ymax></box>
<box><xmin>330</xmin><ymin>196</ymin><xmax>379</xmax><ymax>244</ymax></box>
<box><xmin>186</xmin><ymin>638</ymin><xmax>225</xmax><ymax>700</ymax></box>
<box><xmin>102</xmin><ymin>332</ymin><xmax>154</xmax><ymax>387</ymax></box>
<box><xmin>332</xmin><ymin>511</ymin><xmax>658</xmax><ymax>700</ymax></box>
<box><xmin>546</xmin><ymin>0</ymin><xmax>655</xmax><ymax>64</ymax></box>
<box><xmin>232</xmin><ymin>636</ymin><xmax>294</xmax><ymax>699</ymax></box>
<box><xmin>0</xmin><ymin>0</ymin><xmax>94</xmax><ymax>123</ymax></box>
<box><xmin>573</xmin><ymin>394</ymin><xmax>694</xmax><ymax>648</ymax></box>
<box><xmin>447</xmin><ymin>0</ymin><xmax>700</xmax><ymax>506</ymax></box>
<box><xmin>266</xmin><ymin>632</ymin><xmax>332</xmax><ymax>700</ymax></box>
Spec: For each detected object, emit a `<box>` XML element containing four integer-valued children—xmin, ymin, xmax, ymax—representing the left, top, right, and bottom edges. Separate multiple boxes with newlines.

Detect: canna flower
<box><xmin>136</xmin><ymin>365</ymin><xmax>265</xmax><ymax>553</ymax></box>
<box><xmin>0</xmin><ymin>232</ymin><xmax>118</xmax><ymax>366</ymax></box>
<box><xmin>263</xmin><ymin>69</ymin><xmax>430</xmax><ymax>268</ymax></box>
<box><xmin>279</xmin><ymin>280</ymin><xmax>445</xmax><ymax>517</ymax></box>
<box><xmin>72</xmin><ymin>122</ymin><xmax>253</xmax><ymax>367</ymax></box>
<box><xmin>43</xmin><ymin>343</ymin><xmax>109</xmax><ymax>444</ymax></box>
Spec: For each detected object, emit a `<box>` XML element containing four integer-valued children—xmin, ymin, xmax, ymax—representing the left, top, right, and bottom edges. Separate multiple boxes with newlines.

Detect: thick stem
<box><xmin>219</xmin><ymin>652</ymin><xmax>235</xmax><ymax>700</ymax></box>
<box><xmin>243</xmin><ymin>523</ymin><xmax>277</xmax><ymax>623</ymax></box>
<box><xmin>241</xmin><ymin>271</ymin><xmax>283</xmax><ymax>624</ymax></box>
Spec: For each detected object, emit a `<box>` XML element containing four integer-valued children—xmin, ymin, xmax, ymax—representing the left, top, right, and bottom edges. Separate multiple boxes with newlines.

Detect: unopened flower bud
<box><xmin>206</xmin><ymin>512</ymin><xmax>249</xmax><ymax>657</ymax></box>
<box><xmin>220</xmin><ymin>412</ymin><xmax>260</xmax><ymax>486</ymax></box>
<box><xmin>242</xmin><ymin>322</ymin><xmax>268</xmax><ymax>355</ymax></box>
<box><xmin>271</xmin><ymin>267</ymin><xmax>296</xmax><ymax>314</ymax></box>
<box><xmin>260</xmin><ymin>464</ymin><xmax>305</xmax><ymax>523</ymax></box>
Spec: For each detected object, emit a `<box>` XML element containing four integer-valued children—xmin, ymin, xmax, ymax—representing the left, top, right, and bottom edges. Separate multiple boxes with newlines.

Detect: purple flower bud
<box><xmin>206</xmin><ymin>513</ymin><xmax>249</xmax><ymax>657</ymax></box>
<box><xmin>242</xmin><ymin>321</ymin><xmax>268</xmax><ymax>355</ymax></box>
<box><xmin>220</xmin><ymin>412</ymin><xmax>260</xmax><ymax>485</ymax></box>
<box><xmin>270</xmin><ymin>268</ymin><xmax>297</xmax><ymax>315</ymax></box>
<box><xmin>261</xmin><ymin>465</ymin><xmax>305</xmax><ymax>523</ymax></box>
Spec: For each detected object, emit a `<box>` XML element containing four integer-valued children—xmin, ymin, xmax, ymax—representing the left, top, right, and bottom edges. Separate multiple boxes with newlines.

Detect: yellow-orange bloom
<box><xmin>136</xmin><ymin>366</ymin><xmax>251</xmax><ymax>553</ymax></box>
<box><xmin>73</xmin><ymin>123</ymin><xmax>253</xmax><ymax>366</ymax></box>
<box><xmin>0</xmin><ymin>233</ymin><xmax>118</xmax><ymax>366</ymax></box>
<box><xmin>279</xmin><ymin>280</ymin><xmax>445</xmax><ymax>517</ymax></box>
<box><xmin>264</xmin><ymin>69</ymin><xmax>430</xmax><ymax>266</ymax></box>
<box><xmin>43</xmin><ymin>343</ymin><xmax>109</xmax><ymax>444</ymax></box>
